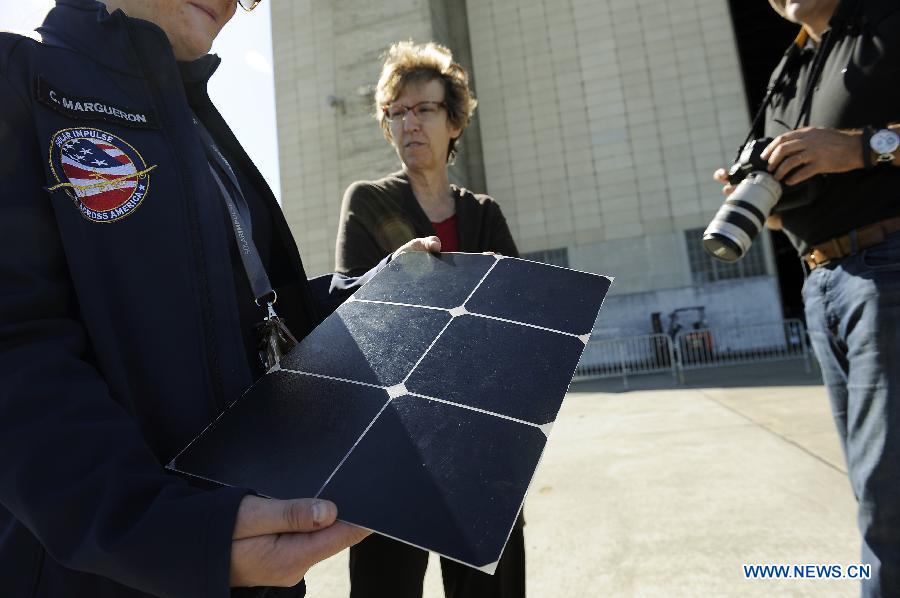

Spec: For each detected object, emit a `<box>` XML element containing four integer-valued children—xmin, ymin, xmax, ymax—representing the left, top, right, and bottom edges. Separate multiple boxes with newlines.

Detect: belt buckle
<box><xmin>805</xmin><ymin>250</ymin><xmax>830</xmax><ymax>271</ymax></box>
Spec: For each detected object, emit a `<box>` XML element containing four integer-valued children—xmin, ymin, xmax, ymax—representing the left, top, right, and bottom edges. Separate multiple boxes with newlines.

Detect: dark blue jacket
<box><xmin>0</xmin><ymin>1</ymin><xmax>377</xmax><ymax>596</ymax></box>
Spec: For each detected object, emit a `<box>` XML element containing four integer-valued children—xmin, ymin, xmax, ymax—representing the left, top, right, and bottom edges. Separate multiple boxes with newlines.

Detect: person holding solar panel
<box><xmin>335</xmin><ymin>41</ymin><xmax>526</xmax><ymax>598</ymax></box>
<box><xmin>0</xmin><ymin>1</ymin><xmax>443</xmax><ymax>596</ymax></box>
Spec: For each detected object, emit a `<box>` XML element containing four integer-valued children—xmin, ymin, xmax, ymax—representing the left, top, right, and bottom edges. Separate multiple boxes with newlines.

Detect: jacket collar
<box><xmin>38</xmin><ymin>0</ymin><xmax>220</xmax><ymax>87</ymax></box>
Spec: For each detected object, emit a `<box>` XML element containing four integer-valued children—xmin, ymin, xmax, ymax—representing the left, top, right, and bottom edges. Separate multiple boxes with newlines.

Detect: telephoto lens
<box><xmin>703</xmin><ymin>172</ymin><xmax>781</xmax><ymax>262</ymax></box>
<box><xmin>703</xmin><ymin>138</ymin><xmax>782</xmax><ymax>262</ymax></box>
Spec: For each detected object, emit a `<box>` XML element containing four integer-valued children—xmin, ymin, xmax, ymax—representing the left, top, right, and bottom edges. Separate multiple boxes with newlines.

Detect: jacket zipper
<box><xmin>122</xmin><ymin>21</ymin><xmax>226</xmax><ymax>415</ymax></box>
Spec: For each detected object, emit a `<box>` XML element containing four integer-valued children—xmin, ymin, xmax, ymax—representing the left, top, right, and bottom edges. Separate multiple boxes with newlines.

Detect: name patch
<box><xmin>48</xmin><ymin>127</ymin><xmax>156</xmax><ymax>223</ymax></box>
<box><xmin>36</xmin><ymin>77</ymin><xmax>159</xmax><ymax>129</ymax></box>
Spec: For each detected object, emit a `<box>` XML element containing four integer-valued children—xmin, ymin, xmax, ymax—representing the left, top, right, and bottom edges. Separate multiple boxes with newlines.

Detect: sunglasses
<box><xmin>238</xmin><ymin>0</ymin><xmax>262</xmax><ymax>11</ymax></box>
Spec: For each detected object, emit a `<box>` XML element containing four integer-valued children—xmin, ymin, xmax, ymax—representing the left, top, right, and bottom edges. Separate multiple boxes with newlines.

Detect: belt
<box><xmin>803</xmin><ymin>215</ymin><xmax>900</xmax><ymax>271</ymax></box>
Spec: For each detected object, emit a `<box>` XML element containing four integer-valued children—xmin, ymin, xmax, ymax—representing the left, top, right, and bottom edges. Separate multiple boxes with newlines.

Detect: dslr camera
<box><xmin>703</xmin><ymin>137</ymin><xmax>819</xmax><ymax>262</ymax></box>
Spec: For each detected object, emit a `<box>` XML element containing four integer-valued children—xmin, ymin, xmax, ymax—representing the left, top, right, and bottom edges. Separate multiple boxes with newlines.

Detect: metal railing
<box><xmin>674</xmin><ymin>318</ymin><xmax>810</xmax><ymax>376</ymax></box>
<box><xmin>575</xmin><ymin>333</ymin><xmax>678</xmax><ymax>388</ymax></box>
<box><xmin>574</xmin><ymin>319</ymin><xmax>811</xmax><ymax>387</ymax></box>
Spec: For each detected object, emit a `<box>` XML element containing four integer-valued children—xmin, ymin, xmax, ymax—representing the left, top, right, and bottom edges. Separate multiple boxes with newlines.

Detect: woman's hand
<box><xmin>391</xmin><ymin>236</ymin><xmax>442</xmax><ymax>261</ymax></box>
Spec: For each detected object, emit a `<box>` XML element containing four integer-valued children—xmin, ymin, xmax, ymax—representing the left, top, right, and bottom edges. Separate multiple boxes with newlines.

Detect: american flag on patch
<box><xmin>60</xmin><ymin>137</ymin><xmax>138</xmax><ymax>211</ymax></box>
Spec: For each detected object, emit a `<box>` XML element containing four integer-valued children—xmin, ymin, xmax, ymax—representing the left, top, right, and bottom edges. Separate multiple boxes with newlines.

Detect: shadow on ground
<box><xmin>569</xmin><ymin>359</ymin><xmax>823</xmax><ymax>394</ymax></box>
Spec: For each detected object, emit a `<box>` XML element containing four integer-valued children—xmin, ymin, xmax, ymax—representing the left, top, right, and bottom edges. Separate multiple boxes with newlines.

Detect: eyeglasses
<box><xmin>383</xmin><ymin>101</ymin><xmax>447</xmax><ymax>124</ymax></box>
<box><xmin>238</xmin><ymin>0</ymin><xmax>262</xmax><ymax>11</ymax></box>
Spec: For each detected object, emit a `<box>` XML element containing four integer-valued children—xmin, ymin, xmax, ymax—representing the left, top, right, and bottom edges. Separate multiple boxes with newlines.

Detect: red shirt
<box><xmin>431</xmin><ymin>214</ymin><xmax>459</xmax><ymax>252</ymax></box>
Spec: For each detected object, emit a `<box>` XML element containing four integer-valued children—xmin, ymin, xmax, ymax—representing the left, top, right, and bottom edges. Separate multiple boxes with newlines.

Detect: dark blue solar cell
<box><xmin>405</xmin><ymin>315</ymin><xmax>584</xmax><ymax>425</ymax></box>
<box><xmin>352</xmin><ymin>252</ymin><xmax>496</xmax><ymax>309</ymax></box>
<box><xmin>279</xmin><ymin>300</ymin><xmax>450</xmax><ymax>387</ymax></box>
<box><xmin>169</xmin><ymin>371</ymin><xmax>388</xmax><ymax>499</ymax></box>
<box><xmin>319</xmin><ymin>395</ymin><xmax>546</xmax><ymax>569</ymax></box>
<box><xmin>170</xmin><ymin>252</ymin><xmax>611</xmax><ymax>570</ymax></box>
<box><xmin>465</xmin><ymin>258</ymin><xmax>611</xmax><ymax>335</ymax></box>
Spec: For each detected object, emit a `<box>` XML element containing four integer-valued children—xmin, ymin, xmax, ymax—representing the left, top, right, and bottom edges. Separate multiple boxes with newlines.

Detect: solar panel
<box><xmin>169</xmin><ymin>252</ymin><xmax>611</xmax><ymax>572</ymax></box>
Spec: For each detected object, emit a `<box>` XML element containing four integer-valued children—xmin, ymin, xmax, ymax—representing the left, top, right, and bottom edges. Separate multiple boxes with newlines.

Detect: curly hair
<box><xmin>374</xmin><ymin>40</ymin><xmax>477</xmax><ymax>163</ymax></box>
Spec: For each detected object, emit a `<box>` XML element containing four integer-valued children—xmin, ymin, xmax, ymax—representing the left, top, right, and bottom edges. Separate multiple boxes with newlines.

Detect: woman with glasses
<box><xmin>335</xmin><ymin>41</ymin><xmax>525</xmax><ymax>598</ymax></box>
<box><xmin>0</xmin><ymin>2</ymin><xmax>447</xmax><ymax>596</ymax></box>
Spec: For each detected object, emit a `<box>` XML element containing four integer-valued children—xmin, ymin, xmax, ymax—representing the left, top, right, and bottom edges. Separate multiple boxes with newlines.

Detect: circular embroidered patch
<box><xmin>48</xmin><ymin>127</ymin><xmax>155</xmax><ymax>222</ymax></box>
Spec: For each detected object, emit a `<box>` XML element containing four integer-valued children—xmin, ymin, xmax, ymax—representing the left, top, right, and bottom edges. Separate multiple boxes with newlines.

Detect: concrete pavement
<box><xmin>303</xmin><ymin>361</ymin><xmax>861</xmax><ymax>597</ymax></box>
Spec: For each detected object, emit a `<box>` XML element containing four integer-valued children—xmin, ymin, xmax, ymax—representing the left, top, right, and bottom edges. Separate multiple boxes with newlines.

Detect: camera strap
<box><xmin>738</xmin><ymin>0</ymin><xmax>862</xmax><ymax>158</ymax></box>
<box><xmin>736</xmin><ymin>38</ymin><xmax>804</xmax><ymax>161</ymax></box>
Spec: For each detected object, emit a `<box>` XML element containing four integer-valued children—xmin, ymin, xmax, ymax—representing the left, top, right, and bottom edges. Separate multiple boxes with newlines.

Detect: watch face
<box><xmin>871</xmin><ymin>129</ymin><xmax>900</xmax><ymax>154</ymax></box>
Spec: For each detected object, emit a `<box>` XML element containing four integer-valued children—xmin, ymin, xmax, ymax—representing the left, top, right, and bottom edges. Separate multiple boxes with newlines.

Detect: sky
<box><xmin>0</xmin><ymin>0</ymin><xmax>281</xmax><ymax>198</ymax></box>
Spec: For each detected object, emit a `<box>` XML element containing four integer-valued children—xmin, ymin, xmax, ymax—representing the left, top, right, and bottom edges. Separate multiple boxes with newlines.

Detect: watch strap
<box><xmin>862</xmin><ymin>126</ymin><xmax>875</xmax><ymax>170</ymax></box>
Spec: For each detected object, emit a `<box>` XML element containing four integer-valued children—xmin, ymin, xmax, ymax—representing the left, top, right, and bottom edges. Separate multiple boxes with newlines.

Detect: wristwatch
<box><xmin>870</xmin><ymin>128</ymin><xmax>900</xmax><ymax>164</ymax></box>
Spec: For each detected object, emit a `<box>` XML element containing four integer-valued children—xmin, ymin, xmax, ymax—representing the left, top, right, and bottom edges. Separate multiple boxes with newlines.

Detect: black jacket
<box><xmin>765</xmin><ymin>0</ymin><xmax>900</xmax><ymax>253</ymax></box>
<box><xmin>0</xmin><ymin>1</ymin><xmax>377</xmax><ymax>596</ymax></box>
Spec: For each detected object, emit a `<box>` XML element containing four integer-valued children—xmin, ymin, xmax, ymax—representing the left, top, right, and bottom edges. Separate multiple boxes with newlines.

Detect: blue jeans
<box><xmin>803</xmin><ymin>231</ymin><xmax>900</xmax><ymax>597</ymax></box>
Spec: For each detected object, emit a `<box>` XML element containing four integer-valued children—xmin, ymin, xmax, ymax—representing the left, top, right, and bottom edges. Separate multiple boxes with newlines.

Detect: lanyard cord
<box><xmin>207</xmin><ymin>166</ymin><xmax>276</xmax><ymax>305</ymax></box>
<box><xmin>193</xmin><ymin>117</ymin><xmax>277</xmax><ymax>308</ymax></box>
<box><xmin>193</xmin><ymin>116</ymin><xmax>298</xmax><ymax>370</ymax></box>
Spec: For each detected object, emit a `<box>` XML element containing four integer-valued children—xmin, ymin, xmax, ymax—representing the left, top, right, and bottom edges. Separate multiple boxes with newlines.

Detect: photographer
<box><xmin>713</xmin><ymin>0</ymin><xmax>900</xmax><ymax>595</ymax></box>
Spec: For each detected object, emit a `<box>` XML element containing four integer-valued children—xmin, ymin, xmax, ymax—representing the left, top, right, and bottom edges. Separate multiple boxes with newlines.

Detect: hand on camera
<box><xmin>760</xmin><ymin>126</ymin><xmax>863</xmax><ymax>185</ymax></box>
<box><xmin>230</xmin><ymin>496</ymin><xmax>371</xmax><ymax>588</ymax></box>
<box><xmin>713</xmin><ymin>168</ymin><xmax>736</xmax><ymax>197</ymax></box>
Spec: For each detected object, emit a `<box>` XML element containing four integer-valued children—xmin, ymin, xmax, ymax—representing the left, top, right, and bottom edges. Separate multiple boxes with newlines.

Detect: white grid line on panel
<box><xmin>386</xmin><ymin>383</ymin><xmax>408</xmax><ymax>399</ymax></box>
<box><xmin>407</xmin><ymin>392</ymin><xmax>545</xmax><ymax>430</ymax></box>
<box><xmin>461</xmin><ymin>257</ymin><xmax>501</xmax><ymax>308</ymax></box>
<box><xmin>465</xmin><ymin>311</ymin><xmax>586</xmax><ymax>340</ymax></box>
<box><xmin>350</xmin><ymin>289</ymin><xmax>586</xmax><ymax>339</ymax></box>
<box><xmin>453</xmin><ymin>257</ymin><xmax>595</xmax><ymax>338</ymax></box>
<box><xmin>170</xmin><ymin>464</ymin><xmax>252</xmax><ymax>492</ymax></box>
<box><xmin>168</xmin><ymin>384</ymin><xmax>248</xmax><ymax>468</ymax></box>
<box><xmin>401</xmin><ymin>317</ymin><xmax>457</xmax><ymax>385</ymax></box>
<box><xmin>314</xmin><ymin>396</ymin><xmax>394</xmax><ymax>499</ymax></box>
<box><xmin>448</xmin><ymin>306</ymin><xmax>468</xmax><ymax>317</ymax></box>
<box><xmin>279</xmin><ymin>368</ymin><xmax>385</xmax><ymax>391</ymax></box>
<box><xmin>349</xmin><ymin>298</ymin><xmax>450</xmax><ymax>313</ymax></box>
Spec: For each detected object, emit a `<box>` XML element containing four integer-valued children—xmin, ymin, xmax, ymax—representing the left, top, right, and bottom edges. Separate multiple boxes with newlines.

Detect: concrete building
<box><xmin>270</xmin><ymin>0</ymin><xmax>786</xmax><ymax>338</ymax></box>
